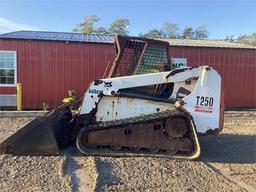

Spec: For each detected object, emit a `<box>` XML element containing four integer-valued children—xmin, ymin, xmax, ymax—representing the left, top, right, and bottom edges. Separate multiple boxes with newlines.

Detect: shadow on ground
<box><xmin>62</xmin><ymin>148</ymin><xmax>83</xmax><ymax>192</ymax></box>
<box><xmin>61</xmin><ymin>148</ymin><xmax>123</xmax><ymax>191</ymax></box>
<box><xmin>94</xmin><ymin>157</ymin><xmax>122</xmax><ymax>191</ymax></box>
<box><xmin>199</xmin><ymin>134</ymin><xmax>256</xmax><ymax>164</ymax></box>
<box><xmin>62</xmin><ymin>133</ymin><xmax>256</xmax><ymax>165</ymax></box>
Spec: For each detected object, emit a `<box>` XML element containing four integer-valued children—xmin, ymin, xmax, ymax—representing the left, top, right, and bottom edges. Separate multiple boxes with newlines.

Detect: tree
<box><xmin>95</xmin><ymin>26</ymin><xmax>109</xmax><ymax>35</ymax></box>
<box><xmin>194</xmin><ymin>25</ymin><xmax>209</xmax><ymax>39</ymax></box>
<box><xmin>140</xmin><ymin>29</ymin><xmax>165</xmax><ymax>39</ymax></box>
<box><xmin>224</xmin><ymin>33</ymin><xmax>256</xmax><ymax>46</ymax></box>
<box><xmin>180</xmin><ymin>26</ymin><xmax>194</xmax><ymax>39</ymax></box>
<box><xmin>236</xmin><ymin>33</ymin><xmax>256</xmax><ymax>46</ymax></box>
<box><xmin>140</xmin><ymin>24</ymin><xmax>210</xmax><ymax>40</ymax></box>
<box><xmin>161</xmin><ymin>22</ymin><xmax>179</xmax><ymax>38</ymax></box>
<box><xmin>72</xmin><ymin>16</ymin><xmax>212</xmax><ymax>41</ymax></box>
<box><xmin>236</xmin><ymin>35</ymin><xmax>250</xmax><ymax>45</ymax></box>
<box><xmin>72</xmin><ymin>14</ymin><xmax>99</xmax><ymax>34</ymax></box>
<box><xmin>108</xmin><ymin>18</ymin><xmax>130</xmax><ymax>35</ymax></box>
<box><xmin>72</xmin><ymin>15</ymin><xmax>130</xmax><ymax>35</ymax></box>
<box><xmin>251</xmin><ymin>32</ymin><xmax>256</xmax><ymax>46</ymax></box>
<box><xmin>224</xmin><ymin>35</ymin><xmax>235</xmax><ymax>42</ymax></box>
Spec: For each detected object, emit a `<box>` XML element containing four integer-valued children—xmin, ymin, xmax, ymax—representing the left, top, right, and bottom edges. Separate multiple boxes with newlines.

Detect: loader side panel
<box><xmin>96</xmin><ymin>96</ymin><xmax>176</xmax><ymax>122</ymax></box>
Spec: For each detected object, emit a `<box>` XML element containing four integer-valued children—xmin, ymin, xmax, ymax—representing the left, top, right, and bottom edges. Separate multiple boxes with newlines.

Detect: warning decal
<box><xmin>195</xmin><ymin>106</ymin><xmax>213</xmax><ymax>113</ymax></box>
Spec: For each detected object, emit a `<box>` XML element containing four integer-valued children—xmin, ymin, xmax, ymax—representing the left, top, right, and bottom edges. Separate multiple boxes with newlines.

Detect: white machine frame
<box><xmin>80</xmin><ymin>66</ymin><xmax>222</xmax><ymax>134</ymax></box>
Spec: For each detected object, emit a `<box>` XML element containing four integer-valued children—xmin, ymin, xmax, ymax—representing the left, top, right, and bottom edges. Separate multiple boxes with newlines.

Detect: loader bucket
<box><xmin>0</xmin><ymin>104</ymin><xmax>73</xmax><ymax>156</ymax></box>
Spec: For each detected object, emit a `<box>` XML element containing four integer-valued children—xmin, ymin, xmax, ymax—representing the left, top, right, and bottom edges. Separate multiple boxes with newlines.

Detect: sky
<box><xmin>0</xmin><ymin>0</ymin><xmax>255</xmax><ymax>39</ymax></box>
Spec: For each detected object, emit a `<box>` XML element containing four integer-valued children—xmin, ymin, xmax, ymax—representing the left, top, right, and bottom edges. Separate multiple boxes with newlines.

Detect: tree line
<box><xmin>72</xmin><ymin>14</ymin><xmax>256</xmax><ymax>46</ymax></box>
<box><xmin>72</xmin><ymin>14</ymin><xmax>208</xmax><ymax>39</ymax></box>
<box><xmin>224</xmin><ymin>33</ymin><xmax>256</xmax><ymax>46</ymax></box>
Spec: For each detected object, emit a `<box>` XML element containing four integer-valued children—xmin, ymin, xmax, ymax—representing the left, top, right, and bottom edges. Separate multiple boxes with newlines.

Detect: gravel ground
<box><xmin>200</xmin><ymin>112</ymin><xmax>256</xmax><ymax>190</ymax></box>
<box><xmin>86</xmin><ymin>112</ymin><xmax>256</xmax><ymax>192</ymax></box>
<box><xmin>0</xmin><ymin>112</ymin><xmax>255</xmax><ymax>192</ymax></box>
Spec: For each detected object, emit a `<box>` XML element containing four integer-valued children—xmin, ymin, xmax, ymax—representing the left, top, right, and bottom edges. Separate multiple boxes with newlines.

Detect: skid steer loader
<box><xmin>0</xmin><ymin>36</ymin><xmax>224</xmax><ymax>160</ymax></box>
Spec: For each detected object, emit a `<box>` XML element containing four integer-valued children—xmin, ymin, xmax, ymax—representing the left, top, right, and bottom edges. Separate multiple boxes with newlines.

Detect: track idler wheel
<box><xmin>148</xmin><ymin>148</ymin><xmax>160</xmax><ymax>153</ymax></box>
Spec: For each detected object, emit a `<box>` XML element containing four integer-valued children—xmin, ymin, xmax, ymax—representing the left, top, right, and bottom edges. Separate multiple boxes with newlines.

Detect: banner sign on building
<box><xmin>170</xmin><ymin>58</ymin><xmax>187</xmax><ymax>68</ymax></box>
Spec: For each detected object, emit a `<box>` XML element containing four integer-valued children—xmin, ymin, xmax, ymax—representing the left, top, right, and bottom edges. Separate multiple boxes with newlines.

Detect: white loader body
<box><xmin>80</xmin><ymin>66</ymin><xmax>223</xmax><ymax>134</ymax></box>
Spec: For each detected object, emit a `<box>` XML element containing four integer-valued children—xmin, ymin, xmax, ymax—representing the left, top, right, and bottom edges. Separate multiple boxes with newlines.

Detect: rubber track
<box><xmin>76</xmin><ymin>110</ymin><xmax>201</xmax><ymax>159</ymax></box>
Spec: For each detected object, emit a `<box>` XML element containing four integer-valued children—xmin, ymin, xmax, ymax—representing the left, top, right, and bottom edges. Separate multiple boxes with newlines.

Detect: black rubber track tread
<box><xmin>76</xmin><ymin>110</ymin><xmax>200</xmax><ymax>159</ymax></box>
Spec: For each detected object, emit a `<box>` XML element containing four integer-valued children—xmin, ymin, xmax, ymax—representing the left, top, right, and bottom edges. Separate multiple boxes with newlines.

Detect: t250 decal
<box><xmin>196</xmin><ymin>96</ymin><xmax>214</xmax><ymax>107</ymax></box>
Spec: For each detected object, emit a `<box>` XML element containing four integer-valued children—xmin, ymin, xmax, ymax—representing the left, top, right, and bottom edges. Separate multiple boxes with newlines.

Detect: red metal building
<box><xmin>0</xmin><ymin>31</ymin><xmax>255</xmax><ymax>109</ymax></box>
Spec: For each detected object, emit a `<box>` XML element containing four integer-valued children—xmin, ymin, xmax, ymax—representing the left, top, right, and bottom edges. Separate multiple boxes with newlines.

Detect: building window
<box><xmin>0</xmin><ymin>51</ymin><xmax>17</xmax><ymax>86</ymax></box>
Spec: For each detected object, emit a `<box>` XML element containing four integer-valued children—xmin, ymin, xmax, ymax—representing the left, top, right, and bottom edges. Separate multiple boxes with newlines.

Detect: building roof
<box><xmin>161</xmin><ymin>38</ymin><xmax>256</xmax><ymax>49</ymax></box>
<box><xmin>0</xmin><ymin>30</ymin><xmax>114</xmax><ymax>44</ymax></box>
<box><xmin>1</xmin><ymin>30</ymin><xmax>255</xmax><ymax>49</ymax></box>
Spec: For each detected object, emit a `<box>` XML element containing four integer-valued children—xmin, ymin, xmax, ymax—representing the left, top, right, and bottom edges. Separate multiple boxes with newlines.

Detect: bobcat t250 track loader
<box><xmin>0</xmin><ymin>36</ymin><xmax>224</xmax><ymax>160</ymax></box>
<box><xmin>0</xmin><ymin>65</ymin><xmax>224</xmax><ymax>159</ymax></box>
